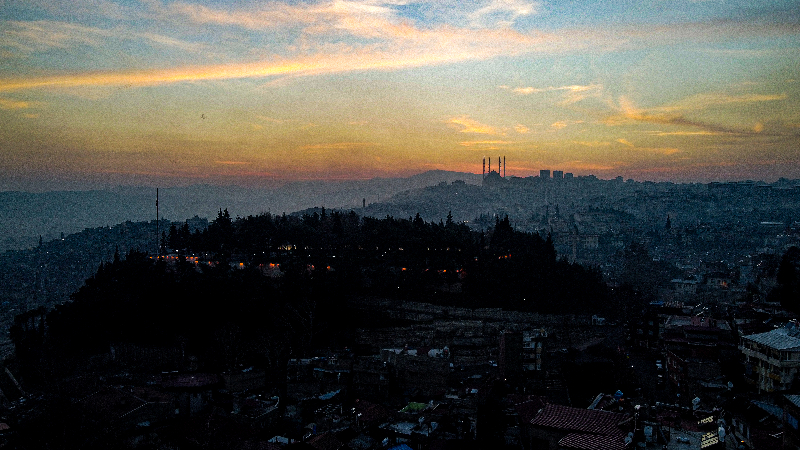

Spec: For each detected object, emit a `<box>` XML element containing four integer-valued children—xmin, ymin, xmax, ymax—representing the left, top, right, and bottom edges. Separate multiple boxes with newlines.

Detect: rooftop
<box><xmin>530</xmin><ymin>404</ymin><xmax>631</xmax><ymax>444</ymax></box>
<box><xmin>742</xmin><ymin>326</ymin><xmax>800</xmax><ymax>351</ymax></box>
<box><xmin>786</xmin><ymin>394</ymin><xmax>800</xmax><ymax>409</ymax></box>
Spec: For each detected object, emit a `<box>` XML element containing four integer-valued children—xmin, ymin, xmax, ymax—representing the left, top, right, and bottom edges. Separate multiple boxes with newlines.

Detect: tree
<box><xmin>207</xmin><ymin>208</ymin><xmax>233</xmax><ymax>254</ymax></box>
<box><xmin>774</xmin><ymin>246</ymin><xmax>800</xmax><ymax>313</ymax></box>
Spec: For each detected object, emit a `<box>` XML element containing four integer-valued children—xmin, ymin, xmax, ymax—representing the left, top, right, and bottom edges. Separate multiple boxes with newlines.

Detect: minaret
<box><xmin>483</xmin><ymin>158</ymin><xmax>486</xmax><ymax>179</ymax></box>
<box><xmin>503</xmin><ymin>156</ymin><xmax>506</xmax><ymax>178</ymax></box>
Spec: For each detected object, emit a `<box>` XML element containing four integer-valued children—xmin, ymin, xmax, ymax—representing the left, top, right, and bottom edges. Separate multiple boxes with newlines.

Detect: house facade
<box><xmin>740</xmin><ymin>324</ymin><xmax>800</xmax><ymax>393</ymax></box>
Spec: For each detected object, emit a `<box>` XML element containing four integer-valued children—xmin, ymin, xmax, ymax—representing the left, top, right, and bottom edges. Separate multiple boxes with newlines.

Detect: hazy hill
<box><xmin>0</xmin><ymin>170</ymin><xmax>481</xmax><ymax>252</ymax></box>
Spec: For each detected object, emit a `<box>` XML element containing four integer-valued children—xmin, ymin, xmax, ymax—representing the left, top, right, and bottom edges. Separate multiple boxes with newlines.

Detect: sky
<box><xmin>1</xmin><ymin>0</ymin><xmax>799</xmax><ymax>190</ymax></box>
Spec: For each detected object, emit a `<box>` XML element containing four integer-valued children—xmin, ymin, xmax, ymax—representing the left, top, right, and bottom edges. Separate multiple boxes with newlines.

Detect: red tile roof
<box><xmin>530</xmin><ymin>404</ymin><xmax>632</xmax><ymax>450</ymax></box>
<box><xmin>530</xmin><ymin>404</ymin><xmax>630</xmax><ymax>435</ymax></box>
<box><xmin>510</xmin><ymin>396</ymin><xmax>549</xmax><ymax>424</ymax></box>
<box><xmin>306</xmin><ymin>432</ymin><xmax>344</xmax><ymax>450</ymax></box>
<box><xmin>559</xmin><ymin>433</ymin><xmax>628</xmax><ymax>450</ymax></box>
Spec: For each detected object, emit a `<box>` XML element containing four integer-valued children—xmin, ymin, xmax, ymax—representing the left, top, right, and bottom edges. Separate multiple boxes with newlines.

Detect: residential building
<box><xmin>740</xmin><ymin>324</ymin><xmax>800</xmax><ymax>393</ymax></box>
<box><xmin>522</xmin><ymin>328</ymin><xmax>547</xmax><ymax>372</ymax></box>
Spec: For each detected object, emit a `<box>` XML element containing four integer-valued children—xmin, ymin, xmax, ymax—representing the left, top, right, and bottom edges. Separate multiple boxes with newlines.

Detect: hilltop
<box><xmin>0</xmin><ymin>170</ymin><xmax>482</xmax><ymax>252</ymax></box>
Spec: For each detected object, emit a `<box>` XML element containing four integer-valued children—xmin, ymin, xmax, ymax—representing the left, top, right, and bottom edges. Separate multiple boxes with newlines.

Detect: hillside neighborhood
<box><xmin>0</xmin><ymin>173</ymin><xmax>799</xmax><ymax>449</ymax></box>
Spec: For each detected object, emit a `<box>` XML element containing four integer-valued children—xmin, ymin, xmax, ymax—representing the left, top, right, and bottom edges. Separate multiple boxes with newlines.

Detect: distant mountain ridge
<box><xmin>0</xmin><ymin>170</ymin><xmax>481</xmax><ymax>252</ymax></box>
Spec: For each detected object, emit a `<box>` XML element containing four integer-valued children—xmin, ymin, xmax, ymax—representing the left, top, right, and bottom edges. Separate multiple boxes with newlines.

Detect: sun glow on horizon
<box><xmin>0</xmin><ymin>0</ymin><xmax>798</xmax><ymax>189</ymax></box>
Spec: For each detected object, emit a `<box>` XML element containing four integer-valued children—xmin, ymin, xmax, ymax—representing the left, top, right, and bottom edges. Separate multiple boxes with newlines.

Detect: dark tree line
<box><xmin>162</xmin><ymin>210</ymin><xmax>611</xmax><ymax>310</ymax></box>
<box><xmin>11</xmin><ymin>212</ymin><xmax>613</xmax><ymax>388</ymax></box>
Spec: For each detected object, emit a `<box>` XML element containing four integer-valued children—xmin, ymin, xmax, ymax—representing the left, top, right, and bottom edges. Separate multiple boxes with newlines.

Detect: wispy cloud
<box><xmin>298</xmin><ymin>142</ymin><xmax>375</xmax><ymax>151</ymax></box>
<box><xmin>447</xmin><ymin>116</ymin><xmax>501</xmax><ymax>134</ymax></box>
<box><xmin>500</xmin><ymin>84</ymin><xmax>601</xmax><ymax>95</ymax></box>
<box><xmin>571</xmin><ymin>140</ymin><xmax>611</xmax><ymax>147</ymax></box>
<box><xmin>2</xmin><ymin>2</ymin><xmax>794</xmax><ymax>94</ymax></box>
<box><xmin>550</xmin><ymin>120</ymin><xmax>583</xmax><ymax>130</ymax></box>
<box><xmin>215</xmin><ymin>160</ymin><xmax>250</xmax><ymax>165</ymax></box>
<box><xmin>570</xmin><ymin>138</ymin><xmax>679</xmax><ymax>155</ymax></box>
<box><xmin>0</xmin><ymin>50</ymin><xmax>440</xmax><ymax>91</ymax></box>
<box><xmin>642</xmin><ymin>130</ymin><xmax>724</xmax><ymax>136</ymax></box>
<box><xmin>150</xmin><ymin>0</ymin><xmax>313</xmax><ymax>30</ymax></box>
<box><xmin>136</xmin><ymin>31</ymin><xmax>211</xmax><ymax>53</ymax></box>
<box><xmin>617</xmin><ymin>138</ymin><xmax>634</xmax><ymax>147</ymax></box>
<box><xmin>1</xmin><ymin>19</ymin><xmax>211</xmax><ymax>55</ymax></box>
<box><xmin>651</xmin><ymin>147</ymin><xmax>681</xmax><ymax>155</ymax></box>
<box><xmin>255</xmin><ymin>115</ymin><xmax>288</xmax><ymax>124</ymax></box>
<box><xmin>605</xmin><ymin>110</ymin><xmax>745</xmax><ymax>135</ymax></box>
<box><xmin>0</xmin><ymin>98</ymin><xmax>32</xmax><ymax>109</ymax></box>
<box><xmin>501</xmin><ymin>83</ymin><xmax>604</xmax><ymax>106</ymax></box>
<box><xmin>458</xmin><ymin>140</ymin><xmax>514</xmax><ymax>146</ymax></box>
<box><xmin>562</xmin><ymin>161</ymin><xmax>615</xmax><ymax>171</ymax></box>
<box><xmin>514</xmin><ymin>124</ymin><xmax>529</xmax><ymax>134</ymax></box>
<box><xmin>671</xmin><ymin>92</ymin><xmax>787</xmax><ymax>111</ymax></box>
<box><xmin>2</xmin><ymin>21</ymin><xmax>112</xmax><ymax>52</ymax></box>
<box><xmin>468</xmin><ymin>0</ymin><xmax>540</xmax><ymax>28</ymax></box>
<box><xmin>603</xmin><ymin>96</ymin><xmax>769</xmax><ymax>135</ymax></box>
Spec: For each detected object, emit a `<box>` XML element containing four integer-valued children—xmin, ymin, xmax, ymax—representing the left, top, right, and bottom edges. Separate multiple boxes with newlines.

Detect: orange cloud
<box><xmin>447</xmin><ymin>116</ymin><xmax>500</xmax><ymax>134</ymax></box>
<box><xmin>562</xmin><ymin>161</ymin><xmax>616</xmax><ymax>171</ymax></box>
<box><xmin>642</xmin><ymin>130</ymin><xmax>724</xmax><ymax>136</ymax></box>
<box><xmin>458</xmin><ymin>140</ymin><xmax>514</xmax><ymax>146</ymax></box>
<box><xmin>617</xmin><ymin>138</ymin><xmax>634</xmax><ymax>147</ymax></box>
<box><xmin>640</xmin><ymin>147</ymin><xmax>682</xmax><ymax>155</ymax></box>
<box><xmin>551</xmin><ymin>120</ymin><xmax>583</xmax><ymax>129</ymax></box>
<box><xmin>0</xmin><ymin>98</ymin><xmax>31</xmax><ymax>109</ymax></box>
<box><xmin>298</xmin><ymin>142</ymin><xmax>375</xmax><ymax>151</ymax></box>
<box><xmin>571</xmin><ymin>140</ymin><xmax>611</xmax><ymax>147</ymax></box>
<box><xmin>0</xmin><ymin>43</ymin><xmax>525</xmax><ymax>92</ymax></box>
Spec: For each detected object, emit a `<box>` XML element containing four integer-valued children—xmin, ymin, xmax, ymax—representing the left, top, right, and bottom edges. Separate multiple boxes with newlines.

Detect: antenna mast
<box><xmin>156</xmin><ymin>188</ymin><xmax>159</xmax><ymax>256</ymax></box>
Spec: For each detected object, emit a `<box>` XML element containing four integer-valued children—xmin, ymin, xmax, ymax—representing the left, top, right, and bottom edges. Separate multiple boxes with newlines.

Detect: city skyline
<box><xmin>1</xmin><ymin>0</ymin><xmax>799</xmax><ymax>191</ymax></box>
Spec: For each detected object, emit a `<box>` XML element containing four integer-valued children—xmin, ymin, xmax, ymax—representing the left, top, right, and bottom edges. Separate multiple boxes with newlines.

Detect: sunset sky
<box><xmin>1</xmin><ymin>0</ymin><xmax>799</xmax><ymax>190</ymax></box>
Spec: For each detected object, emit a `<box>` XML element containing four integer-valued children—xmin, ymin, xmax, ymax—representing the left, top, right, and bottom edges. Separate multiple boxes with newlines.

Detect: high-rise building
<box><xmin>552</xmin><ymin>170</ymin><xmax>564</xmax><ymax>179</ymax></box>
<box><xmin>539</xmin><ymin>169</ymin><xmax>550</xmax><ymax>179</ymax></box>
